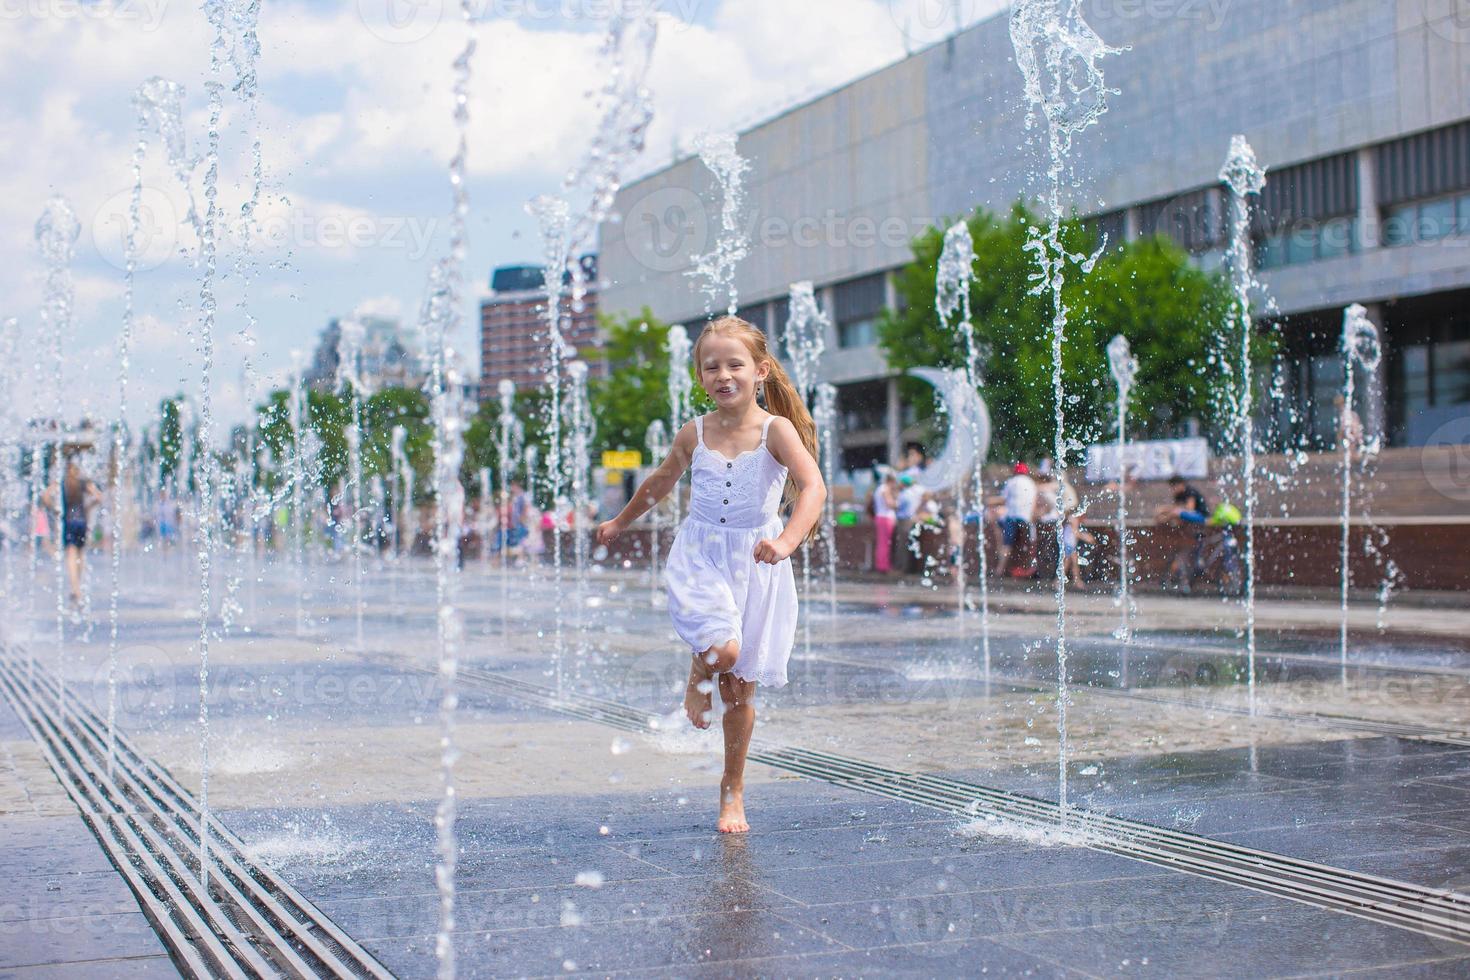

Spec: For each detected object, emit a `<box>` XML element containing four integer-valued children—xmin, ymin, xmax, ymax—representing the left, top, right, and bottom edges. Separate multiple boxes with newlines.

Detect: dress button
<box><xmin>726</xmin><ymin>462</ymin><xmax>732</xmax><ymax>469</ymax></box>
<box><xmin>720</xmin><ymin>518</ymin><xmax>726</xmax><ymax>524</ymax></box>
<box><xmin>723</xmin><ymin>499</ymin><xmax>730</xmax><ymax>505</ymax></box>
<box><xmin>726</xmin><ymin>481</ymin><xmax>731</xmax><ymax>487</ymax></box>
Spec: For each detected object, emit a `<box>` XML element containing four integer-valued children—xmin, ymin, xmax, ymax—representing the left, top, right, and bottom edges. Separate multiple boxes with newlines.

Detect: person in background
<box><xmin>899</xmin><ymin>441</ymin><xmax>928</xmax><ymax>481</ymax></box>
<box><xmin>893</xmin><ymin>472</ymin><xmax>927</xmax><ymax>573</ymax></box>
<box><xmin>870</xmin><ymin>469</ymin><xmax>899</xmax><ymax>573</ymax></box>
<box><xmin>993</xmin><ymin>462</ymin><xmax>1037</xmax><ymax>578</ymax></box>
<box><xmin>1062</xmin><ymin>510</ymin><xmax>1096</xmax><ymax>589</ymax></box>
<box><xmin>42</xmin><ymin>457</ymin><xmax>102</xmax><ymax>606</ymax></box>
<box><xmin>1156</xmin><ymin>474</ymin><xmax>1210</xmax><ymax>592</ymax></box>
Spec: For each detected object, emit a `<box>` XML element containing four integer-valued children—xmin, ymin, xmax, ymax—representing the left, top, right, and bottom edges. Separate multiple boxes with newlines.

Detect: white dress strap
<box><xmin>759</xmin><ymin>415</ymin><xmax>775</xmax><ymax>444</ymax></box>
<box><xmin>694</xmin><ymin>415</ymin><xmax>705</xmax><ymax>446</ymax></box>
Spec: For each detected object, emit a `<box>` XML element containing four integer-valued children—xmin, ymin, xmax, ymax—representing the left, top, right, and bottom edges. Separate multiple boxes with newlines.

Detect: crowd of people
<box><xmin>864</xmin><ymin>446</ymin><xmax>1243</xmax><ymax>593</ymax></box>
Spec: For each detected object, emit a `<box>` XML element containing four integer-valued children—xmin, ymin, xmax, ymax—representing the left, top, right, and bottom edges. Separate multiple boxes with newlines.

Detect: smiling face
<box><xmin>697</xmin><ymin>331</ymin><xmax>769</xmax><ymax>409</ymax></box>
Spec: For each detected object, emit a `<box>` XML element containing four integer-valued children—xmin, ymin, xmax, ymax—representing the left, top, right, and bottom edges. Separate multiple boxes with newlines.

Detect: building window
<box><xmin>1255</xmin><ymin>216</ymin><xmax>1358</xmax><ymax>269</ymax></box>
<box><xmin>832</xmin><ymin>273</ymin><xmax>886</xmax><ymax>351</ymax></box>
<box><xmin>838</xmin><ymin>317</ymin><xmax>877</xmax><ymax>349</ymax></box>
<box><xmin>1383</xmin><ymin>193</ymin><xmax>1470</xmax><ymax>246</ymax></box>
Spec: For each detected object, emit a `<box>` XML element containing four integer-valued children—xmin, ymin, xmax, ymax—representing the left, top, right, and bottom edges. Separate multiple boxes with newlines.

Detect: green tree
<box><xmin>588</xmin><ymin>308</ymin><xmax>673</xmax><ymax>456</ymax></box>
<box><xmin>878</xmin><ymin>204</ymin><xmax>1238</xmax><ymax>465</ymax></box>
<box><xmin>156</xmin><ymin>395</ymin><xmax>184</xmax><ymax>480</ymax></box>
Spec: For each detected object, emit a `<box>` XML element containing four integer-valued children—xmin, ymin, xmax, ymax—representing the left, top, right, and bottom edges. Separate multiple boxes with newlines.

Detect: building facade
<box><xmin>479</xmin><ymin>256</ymin><xmax>602</xmax><ymax>397</ymax></box>
<box><xmin>305</xmin><ymin>315</ymin><xmax>422</xmax><ymax>393</ymax></box>
<box><xmin>599</xmin><ymin>0</ymin><xmax>1470</xmax><ymax>471</ymax></box>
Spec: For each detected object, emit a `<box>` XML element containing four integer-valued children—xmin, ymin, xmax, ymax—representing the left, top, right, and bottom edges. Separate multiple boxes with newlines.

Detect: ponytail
<box><xmin>760</xmin><ymin>358</ymin><xmax>819</xmax><ymax>520</ymax></box>
<box><xmin>696</xmin><ymin>315</ymin><xmax>822</xmax><ymax>538</ymax></box>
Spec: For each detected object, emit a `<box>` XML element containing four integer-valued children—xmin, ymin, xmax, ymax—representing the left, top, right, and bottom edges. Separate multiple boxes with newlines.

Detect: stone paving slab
<box><xmin>221</xmin><ymin>775</ymin><xmax>1469</xmax><ymax>978</ymax></box>
<box><xmin>0</xmin><ymin>695</ymin><xmax>179</xmax><ymax>977</ymax></box>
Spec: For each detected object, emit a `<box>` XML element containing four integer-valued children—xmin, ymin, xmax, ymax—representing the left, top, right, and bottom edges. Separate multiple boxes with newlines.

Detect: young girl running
<box><xmin>597</xmin><ymin>316</ymin><xmax>825</xmax><ymax>833</ymax></box>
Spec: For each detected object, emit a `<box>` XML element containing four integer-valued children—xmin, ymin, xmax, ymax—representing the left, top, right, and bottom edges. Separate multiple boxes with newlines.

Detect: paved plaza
<box><xmin>1</xmin><ymin>552</ymin><xmax>1468</xmax><ymax>977</ymax></box>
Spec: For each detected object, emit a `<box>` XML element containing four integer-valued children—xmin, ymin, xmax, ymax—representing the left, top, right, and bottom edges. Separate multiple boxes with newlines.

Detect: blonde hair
<box><xmin>694</xmin><ymin>316</ymin><xmax>819</xmax><ymax>521</ymax></box>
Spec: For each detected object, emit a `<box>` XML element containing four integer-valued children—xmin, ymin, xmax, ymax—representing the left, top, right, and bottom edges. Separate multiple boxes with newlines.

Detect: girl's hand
<box><xmin>595</xmin><ymin>519</ymin><xmax>625</xmax><ymax>547</ymax></box>
<box><xmin>753</xmin><ymin>537</ymin><xmax>793</xmax><ymax>564</ymax></box>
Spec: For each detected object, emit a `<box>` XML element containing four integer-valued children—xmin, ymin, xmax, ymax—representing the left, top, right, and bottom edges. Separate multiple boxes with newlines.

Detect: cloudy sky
<box><xmin>2</xmin><ymin>0</ymin><xmax>1008</xmax><ymax>434</ymax></box>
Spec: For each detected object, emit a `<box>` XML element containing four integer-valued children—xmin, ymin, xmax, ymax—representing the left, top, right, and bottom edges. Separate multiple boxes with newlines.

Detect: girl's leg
<box><xmin>684</xmin><ymin>639</ymin><xmax>739</xmax><ymax>729</ymax></box>
<box><xmin>66</xmin><ymin>545</ymin><xmax>83</xmax><ymax>600</ymax></box>
<box><xmin>874</xmin><ymin>516</ymin><xmax>893</xmax><ymax>572</ymax></box>
<box><xmin>716</xmin><ymin>673</ymin><xmax>756</xmax><ymax>833</ymax></box>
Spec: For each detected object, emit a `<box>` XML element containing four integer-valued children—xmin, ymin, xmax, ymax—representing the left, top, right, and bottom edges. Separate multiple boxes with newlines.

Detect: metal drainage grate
<box><xmin>0</xmin><ymin>647</ymin><xmax>395</xmax><ymax>980</ymax></box>
<box><xmin>450</xmin><ymin>664</ymin><xmax>1470</xmax><ymax>949</ymax></box>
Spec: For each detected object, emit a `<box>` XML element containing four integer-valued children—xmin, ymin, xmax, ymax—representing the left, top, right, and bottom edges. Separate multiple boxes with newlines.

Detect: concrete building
<box><xmin>479</xmin><ymin>256</ymin><xmax>602</xmax><ymax>397</ymax></box>
<box><xmin>599</xmin><ymin>0</ymin><xmax>1470</xmax><ymax>471</ymax></box>
<box><xmin>305</xmin><ymin>315</ymin><xmax>422</xmax><ymax>392</ymax></box>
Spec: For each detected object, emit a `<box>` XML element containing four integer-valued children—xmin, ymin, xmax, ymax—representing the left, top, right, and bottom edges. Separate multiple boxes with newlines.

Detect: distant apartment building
<box><xmin>305</xmin><ymin>315</ymin><xmax>423</xmax><ymax>392</ymax></box>
<box><xmin>599</xmin><ymin>0</ymin><xmax>1470</xmax><ymax>471</ymax></box>
<box><xmin>479</xmin><ymin>256</ymin><xmax>602</xmax><ymax>398</ymax></box>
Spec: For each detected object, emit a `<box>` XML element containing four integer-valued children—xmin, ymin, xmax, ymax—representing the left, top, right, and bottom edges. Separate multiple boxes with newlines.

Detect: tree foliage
<box><xmin>878</xmin><ymin>204</ymin><xmax>1238</xmax><ymax>465</ymax></box>
<box><xmin>588</xmin><ymin>308</ymin><xmax>673</xmax><ymax>454</ymax></box>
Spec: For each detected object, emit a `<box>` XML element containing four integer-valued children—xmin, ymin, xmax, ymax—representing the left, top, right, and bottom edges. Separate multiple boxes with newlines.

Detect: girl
<box><xmin>597</xmin><ymin>316</ymin><xmax>825</xmax><ymax>834</ymax></box>
<box><xmin>42</xmin><ymin>458</ymin><xmax>102</xmax><ymax>606</ymax></box>
<box><xmin>870</xmin><ymin>469</ymin><xmax>899</xmax><ymax>573</ymax></box>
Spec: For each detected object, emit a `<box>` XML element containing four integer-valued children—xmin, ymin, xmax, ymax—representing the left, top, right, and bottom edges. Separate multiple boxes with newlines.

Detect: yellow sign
<box><xmin>601</xmin><ymin>450</ymin><xmax>642</xmax><ymax>470</ymax></box>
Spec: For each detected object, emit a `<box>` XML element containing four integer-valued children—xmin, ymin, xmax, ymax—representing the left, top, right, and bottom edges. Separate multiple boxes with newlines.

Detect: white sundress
<box><xmin>663</xmin><ymin>414</ymin><xmax>797</xmax><ymax>688</ymax></box>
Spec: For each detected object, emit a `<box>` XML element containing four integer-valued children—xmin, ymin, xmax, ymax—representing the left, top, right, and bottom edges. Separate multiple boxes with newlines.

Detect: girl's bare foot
<box><xmin>683</xmin><ymin>662</ymin><xmax>712</xmax><ymax>729</ymax></box>
<box><xmin>717</xmin><ymin>786</ymin><xmax>748</xmax><ymax>833</ymax></box>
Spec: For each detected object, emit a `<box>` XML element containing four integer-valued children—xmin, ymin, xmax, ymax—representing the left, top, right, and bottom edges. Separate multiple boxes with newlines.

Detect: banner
<box><xmin>1086</xmin><ymin>437</ymin><xmax>1210</xmax><ymax>482</ymax></box>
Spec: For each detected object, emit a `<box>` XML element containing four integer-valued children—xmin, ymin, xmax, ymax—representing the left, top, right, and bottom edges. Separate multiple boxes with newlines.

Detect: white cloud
<box><xmin>2</xmin><ymin>0</ymin><xmax>1010</xmax><ymax>436</ymax></box>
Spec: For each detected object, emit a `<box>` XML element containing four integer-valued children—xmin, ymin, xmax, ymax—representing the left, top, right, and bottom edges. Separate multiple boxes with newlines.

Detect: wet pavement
<box><xmin>0</xmin><ymin>549</ymin><xmax>1467</xmax><ymax>977</ymax></box>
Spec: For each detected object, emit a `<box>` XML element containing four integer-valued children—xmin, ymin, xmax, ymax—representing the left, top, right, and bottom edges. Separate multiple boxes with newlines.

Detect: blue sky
<box><xmin>1</xmin><ymin>0</ymin><xmax>1006</xmax><ymax>432</ymax></box>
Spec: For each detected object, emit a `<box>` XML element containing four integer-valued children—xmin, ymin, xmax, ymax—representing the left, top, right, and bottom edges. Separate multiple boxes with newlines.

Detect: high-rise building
<box><xmin>305</xmin><ymin>315</ymin><xmax>423</xmax><ymax>392</ymax></box>
<box><xmin>479</xmin><ymin>256</ymin><xmax>601</xmax><ymax>398</ymax></box>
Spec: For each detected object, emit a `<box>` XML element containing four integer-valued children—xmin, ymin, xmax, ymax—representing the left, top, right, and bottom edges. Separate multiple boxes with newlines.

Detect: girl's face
<box><xmin>697</xmin><ymin>333</ymin><xmax>769</xmax><ymax>409</ymax></box>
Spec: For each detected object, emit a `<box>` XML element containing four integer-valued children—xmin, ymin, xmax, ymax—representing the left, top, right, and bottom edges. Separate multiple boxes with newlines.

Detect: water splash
<box><xmin>1009</xmin><ymin>0</ymin><xmax>1120</xmax><ymax>816</ymax></box>
<box><xmin>495</xmin><ymin>380</ymin><xmax>521</xmax><ymax>636</ymax></box>
<box><xmin>644</xmin><ymin>418</ymin><xmax>669</xmax><ymax>601</ymax></box>
<box><xmin>665</xmin><ymin>325</ymin><xmax>693</xmax><ymax>534</ymax></box>
<box><xmin>1338</xmin><ymin>303</ymin><xmax>1381</xmax><ymax>686</ymax></box>
<box><xmin>428</xmin><ymin>3</ymin><xmax>477</xmax><ymax>973</ymax></box>
<box><xmin>781</xmin><ymin>283</ymin><xmax>830</xmax><ymax>655</ymax></box>
<box><xmin>528</xmin><ymin>9</ymin><xmax>658</xmax><ymax>704</ymax></box>
<box><xmin>1106</xmin><ymin>334</ymin><xmax>1138</xmax><ymax>651</ymax></box>
<box><xmin>338</xmin><ymin>317</ymin><xmax>366</xmax><ymax>652</ymax></box>
<box><xmin>686</xmin><ymin>132</ymin><xmax>751</xmax><ymax>315</ymax></box>
<box><xmin>1218</xmin><ymin>134</ymin><xmax>1266</xmax><ymax>715</ymax></box>
<box><xmin>108</xmin><ymin>92</ymin><xmax>152</xmax><ymax>775</ymax></box>
<box><xmin>135</xmin><ymin>76</ymin><xmax>202</xmax><ymax>243</ymax></box>
<box><xmin>35</xmin><ymin>196</ymin><xmax>80</xmax><ymax>719</ymax></box>
<box><xmin>936</xmin><ymin>219</ymin><xmax>992</xmax><ymax>672</ymax></box>
<box><xmin>566</xmin><ymin>359</ymin><xmax>595</xmax><ymax>676</ymax></box>
<box><xmin>289</xmin><ymin>351</ymin><xmax>308</xmax><ymax>635</ymax></box>
<box><xmin>813</xmin><ymin>383</ymin><xmax>839</xmax><ymax>620</ymax></box>
<box><xmin>0</xmin><ymin>318</ymin><xmax>21</xmax><ymax>653</ymax></box>
<box><xmin>782</xmin><ymin>281</ymin><xmax>828</xmax><ymax>405</ymax></box>
<box><xmin>391</xmin><ymin>424</ymin><xmax>411</xmax><ymax>559</ymax></box>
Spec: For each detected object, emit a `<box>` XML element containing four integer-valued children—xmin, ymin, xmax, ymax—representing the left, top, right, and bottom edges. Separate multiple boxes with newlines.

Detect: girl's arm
<box><xmin>756</xmin><ymin>416</ymin><xmax>826</xmax><ymax>564</ymax></box>
<box><xmin>596</xmin><ymin>421</ymin><xmax>696</xmax><ymax>546</ymax></box>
